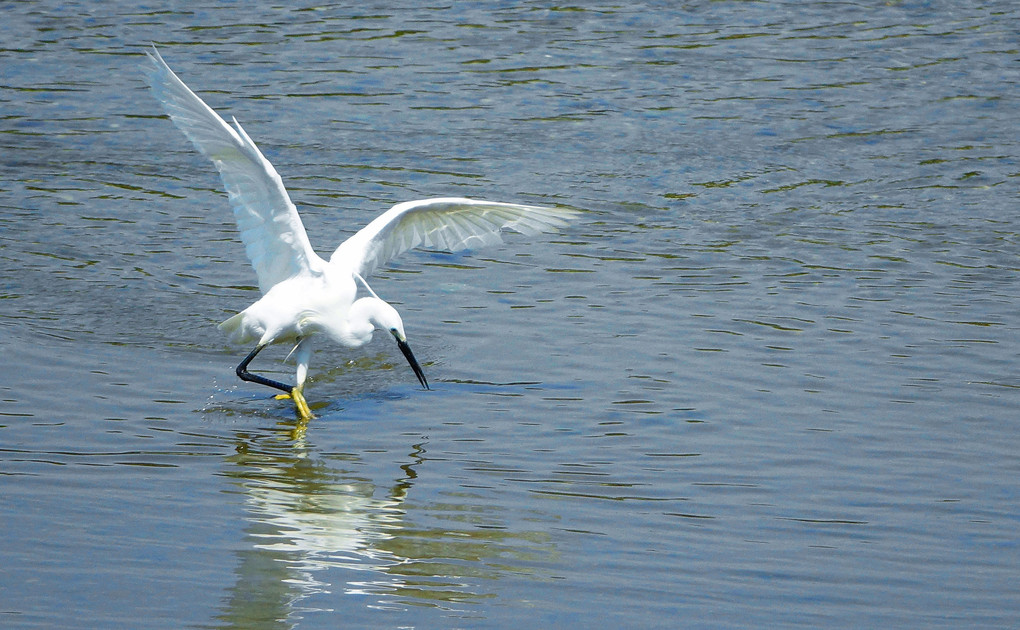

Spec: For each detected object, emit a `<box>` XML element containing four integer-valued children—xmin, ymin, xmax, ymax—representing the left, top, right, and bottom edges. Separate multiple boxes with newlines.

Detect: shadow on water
<box><xmin>213</xmin><ymin>425</ymin><xmax>556</xmax><ymax>629</ymax></box>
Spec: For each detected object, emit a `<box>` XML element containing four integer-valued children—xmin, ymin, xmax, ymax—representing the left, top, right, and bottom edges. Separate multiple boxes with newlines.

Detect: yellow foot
<box><xmin>290</xmin><ymin>386</ymin><xmax>314</xmax><ymax>423</ymax></box>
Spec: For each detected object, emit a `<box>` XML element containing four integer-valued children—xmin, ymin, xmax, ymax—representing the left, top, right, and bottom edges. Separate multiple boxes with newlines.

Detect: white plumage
<box><xmin>142</xmin><ymin>47</ymin><xmax>577</xmax><ymax>423</ymax></box>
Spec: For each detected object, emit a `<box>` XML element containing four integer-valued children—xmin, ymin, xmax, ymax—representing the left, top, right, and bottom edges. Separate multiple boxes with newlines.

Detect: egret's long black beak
<box><xmin>397</xmin><ymin>339</ymin><xmax>429</xmax><ymax>390</ymax></box>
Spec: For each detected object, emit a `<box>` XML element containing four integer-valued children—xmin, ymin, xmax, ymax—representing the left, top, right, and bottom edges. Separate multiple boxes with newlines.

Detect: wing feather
<box><xmin>330</xmin><ymin>197</ymin><xmax>577</xmax><ymax>277</ymax></box>
<box><xmin>142</xmin><ymin>47</ymin><xmax>323</xmax><ymax>293</ymax></box>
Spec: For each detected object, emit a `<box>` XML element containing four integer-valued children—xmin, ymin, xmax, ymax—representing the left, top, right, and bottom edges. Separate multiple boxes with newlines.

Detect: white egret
<box><xmin>142</xmin><ymin>47</ymin><xmax>576</xmax><ymax>423</ymax></box>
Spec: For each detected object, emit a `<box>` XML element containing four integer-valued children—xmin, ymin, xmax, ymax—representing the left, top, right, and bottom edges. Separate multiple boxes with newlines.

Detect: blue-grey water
<box><xmin>2</xmin><ymin>2</ymin><xmax>1019</xmax><ymax>628</ymax></box>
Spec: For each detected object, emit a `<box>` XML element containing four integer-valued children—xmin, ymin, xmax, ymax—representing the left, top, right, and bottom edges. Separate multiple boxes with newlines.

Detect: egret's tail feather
<box><xmin>218</xmin><ymin>312</ymin><xmax>255</xmax><ymax>344</ymax></box>
<box><xmin>218</xmin><ymin>312</ymin><xmax>242</xmax><ymax>333</ymax></box>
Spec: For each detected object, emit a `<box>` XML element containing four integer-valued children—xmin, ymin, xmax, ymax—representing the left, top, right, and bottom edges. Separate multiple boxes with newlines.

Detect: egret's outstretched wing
<box><xmin>330</xmin><ymin>197</ymin><xmax>577</xmax><ymax>277</ymax></box>
<box><xmin>142</xmin><ymin>47</ymin><xmax>323</xmax><ymax>294</ymax></box>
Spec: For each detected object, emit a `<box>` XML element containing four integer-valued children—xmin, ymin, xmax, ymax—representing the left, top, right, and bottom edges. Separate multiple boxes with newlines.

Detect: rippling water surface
<box><xmin>2</xmin><ymin>2</ymin><xmax>1018</xmax><ymax>628</ymax></box>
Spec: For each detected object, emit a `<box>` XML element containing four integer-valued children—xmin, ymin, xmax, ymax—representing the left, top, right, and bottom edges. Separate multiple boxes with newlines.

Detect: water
<box><xmin>2</xmin><ymin>2</ymin><xmax>1019</xmax><ymax>628</ymax></box>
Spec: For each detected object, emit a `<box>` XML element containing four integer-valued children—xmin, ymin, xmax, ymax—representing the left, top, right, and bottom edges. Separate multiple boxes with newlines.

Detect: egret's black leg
<box><xmin>236</xmin><ymin>344</ymin><xmax>292</xmax><ymax>394</ymax></box>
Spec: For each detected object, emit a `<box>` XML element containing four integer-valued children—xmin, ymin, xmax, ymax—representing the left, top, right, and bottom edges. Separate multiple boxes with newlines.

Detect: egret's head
<box><xmin>357</xmin><ymin>297</ymin><xmax>429</xmax><ymax>390</ymax></box>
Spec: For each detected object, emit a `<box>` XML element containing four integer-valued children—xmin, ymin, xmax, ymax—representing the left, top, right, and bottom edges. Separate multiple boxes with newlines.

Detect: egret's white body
<box><xmin>142</xmin><ymin>47</ymin><xmax>576</xmax><ymax>422</ymax></box>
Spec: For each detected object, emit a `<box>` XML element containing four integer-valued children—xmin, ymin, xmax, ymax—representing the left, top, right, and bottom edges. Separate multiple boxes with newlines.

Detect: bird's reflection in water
<box><xmin>214</xmin><ymin>427</ymin><xmax>554</xmax><ymax>629</ymax></box>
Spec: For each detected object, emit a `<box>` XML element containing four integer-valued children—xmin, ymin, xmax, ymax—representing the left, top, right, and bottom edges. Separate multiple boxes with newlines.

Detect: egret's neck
<box><xmin>334</xmin><ymin>296</ymin><xmax>384</xmax><ymax>346</ymax></box>
<box><xmin>342</xmin><ymin>296</ymin><xmax>404</xmax><ymax>346</ymax></box>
